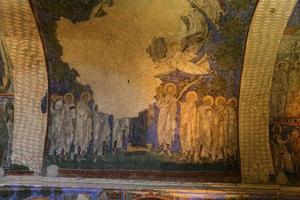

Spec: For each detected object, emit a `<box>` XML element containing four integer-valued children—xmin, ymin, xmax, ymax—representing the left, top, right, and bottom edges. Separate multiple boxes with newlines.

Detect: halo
<box><xmin>64</xmin><ymin>93</ymin><xmax>74</xmax><ymax>103</ymax></box>
<box><xmin>50</xmin><ymin>94</ymin><xmax>58</xmax><ymax>101</ymax></box>
<box><xmin>215</xmin><ymin>96</ymin><xmax>226</xmax><ymax>106</ymax></box>
<box><xmin>56</xmin><ymin>95</ymin><xmax>63</xmax><ymax>101</ymax></box>
<box><xmin>227</xmin><ymin>97</ymin><xmax>238</xmax><ymax>106</ymax></box>
<box><xmin>164</xmin><ymin>83</ymin><xmax>177</xmax><ymax>95</ymax></box>
<box><xmin>186</xmin><ymin>91</ymin><xmax>198</xmax><ymax>101</ymax></box>
<box><xmin>80</xmin><ymin>92</ymin><xmax>91</xmax><ymax>101</ymax></box>
<box><xmin>276</xmin><ymin>60</ymin><xmax>289</xmax><ymax>70</ymax></box>
<box><xmin>272</xmin><ymin>124</ymin><xmax>282</xmax><ymax>133</ymax></box>
<box><xmin>202</xmin><ymin>95</ymin><xmax>214</xmax><ymax>106</ymax></box>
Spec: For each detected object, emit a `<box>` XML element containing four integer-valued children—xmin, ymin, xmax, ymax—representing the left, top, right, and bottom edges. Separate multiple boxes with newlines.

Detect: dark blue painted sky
<box><xmin>287</xmin><ymin>0</ymin><xmax>300</xmax><ymax>28</ymax></box>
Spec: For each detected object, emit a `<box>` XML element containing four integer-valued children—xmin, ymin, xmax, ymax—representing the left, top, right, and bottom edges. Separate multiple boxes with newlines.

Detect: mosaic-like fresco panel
<box><xmin>0</xmin><ymin>39</ymin><xmax>14</xmax><ymax>170</ymax></box>
<box><xmin>0</xmin><ymin>186</ymin><xmax>293</xmax><ymax>200</ymax></box>
<box><xmin>30</xmin><ymin>0</ymin><xmax>256</xmax><ymax>176</ymax></box>
<box><xmin>269</xmin><ymin>0</ymin><xmax>300</xmax><ymax>185</ymax></box>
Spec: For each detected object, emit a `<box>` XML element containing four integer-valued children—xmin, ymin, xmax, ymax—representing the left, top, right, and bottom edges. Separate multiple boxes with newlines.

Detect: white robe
<box><xmin>101</xmin><ymin>113</ymin><xmax>111</xmax><ymax>148</ymax></box>
<box><xmin>212</xmin><ymin>105</ymin><xmax>228</xmax><ymax>161</ymax></box>
<box><xmin>74</xmin><ymin>100</ymin><xmax>92</xmax><ymax>155</ymax></box>
<box><xmin>157</xmin><ymin>94</ymin><xmax>177</xmax><ymax>148</ymax></box>
<box><xmin>59</xmin><ymin>102</ymin><xmax>76</xmax><ymax>155</ymax></box>
<box><xmin>49</xmin><ymin>100</ymin><xmax>64</xmax><ymax>155</ymax></box>
<box><xmin>227</xmin><ymin>106</ymin><xmax>238</xmax><ymax>159</ymax></box>
<box><xmin>93</xmin><ymin>110</ymin><xmax>101</xmax><ymax>154</ymax></box>
<box><xmin>93</xmin><ymin>112</ymin><xmax>111</xmax><ymax>155</ymax></box>
<box><xmin>112</xmin><ymin>118</ymin><xmax>130</xmax><ymax>149</ymax></box>
<box><xmin>198</xmin><ymin>104</ymin><xmax>213</xmax><ymax>158</ymax></box>
<box><xmin>180</xmin><ymin>101</ymin><xmax>198</xmax><ymax>155</ymax></box>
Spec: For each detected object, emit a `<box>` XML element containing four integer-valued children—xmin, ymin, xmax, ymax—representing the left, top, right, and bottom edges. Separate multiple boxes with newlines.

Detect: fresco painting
<box><xmin>269</xmin><ymin>1</ymin><xmax>300</xmax><ymax>184</ymax></box>
<box><xmin>0</xmin><ymin>39</ymin><xmax>14</xmax><ymax>170</ymax></box>
<box><xmin>0</xmin><ymin>185</ymin><xmax>284</xmax><ymax>200</ymax></box>
<box><xmin>28</xmin><ymin>0</ymin><xmax>257</xmax><ymax>173</ymax></box>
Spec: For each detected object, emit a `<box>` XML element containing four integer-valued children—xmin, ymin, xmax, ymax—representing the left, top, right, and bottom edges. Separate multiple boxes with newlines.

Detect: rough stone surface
<box><xmin>0</xmin><ymin>0</ymin><xmax>48</xmax><ymax>173</ymax></box>
<box><xmin>239</xmin><ymin>0</ymin><xmax>298</xmax><ymax>183</ymax></box>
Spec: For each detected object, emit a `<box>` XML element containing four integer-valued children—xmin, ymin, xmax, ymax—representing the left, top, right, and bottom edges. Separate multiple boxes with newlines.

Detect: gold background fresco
<box><xmin>58</xmin><ymin>0</ymin><xmax>211</xmax><ymax>118</ymax></box>
<box><xmin>0</xmin><ymin>0</ymin><xmax>300</xmax><ymax>187</ymax></box>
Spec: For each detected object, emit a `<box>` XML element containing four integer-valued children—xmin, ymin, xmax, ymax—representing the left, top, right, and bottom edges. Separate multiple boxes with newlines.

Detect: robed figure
<box><xmin>198</xmin><ymin>95</ymin><xmax>214</xmax><ymax>161</ymax></box>
<box><xmin>212</xmin><ymin>97</ymin><xmax>229</xmax><ymax>161</ymax></box>
<box><xmin>179</xmin><ymin>91</ymin><xmax>198</xmax><ymax>161</ymax></box>
<box><xmin>49</xmin><ymin>95</ymin><xmax>64</xmax><ymax>156</ymax></box>
<box><xmin>157</xmin><ymin>83</ymin><xmax>178</xmax><ymax>156</ymax></box>
<box><xmin>59</xmin><ymin>93</ymin><xmax>76</xmax><ymax>158</ymax></box>
<box><xmin>74</xmin><ymin>92</ymin><xmax>92</xmax><ymax>159</ymax></box>
<box><xmin>227</xmin><ymin>98</ymin><xmax>238</xmax><ymax>161</ymax></box>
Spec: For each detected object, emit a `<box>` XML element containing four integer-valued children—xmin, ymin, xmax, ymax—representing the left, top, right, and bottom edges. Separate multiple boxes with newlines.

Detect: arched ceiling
<box><xmin>0</xmin><ymin>0</ymin><xmax>48</xmax><ymax>173</ymax></box>
<box><xmin>239</xmin><ymin>0</ymin><xmax>298</xmax><ymax>183</ymax></box>
<box><xmin>0</xmin><ymin>0</ymin><xmax>298</xmax><ymax>183</ymax></box>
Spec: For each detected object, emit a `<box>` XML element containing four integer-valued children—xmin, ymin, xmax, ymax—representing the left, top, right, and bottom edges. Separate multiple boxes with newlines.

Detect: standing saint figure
<box><xmin>289</xmin><ymin>54</ymin><xmax>300</xmax><ymax>92</ymax></box>
<box><xmin>157</xmin><ymin>83</ymin><xmax>178</xmax><ymax>156</ymax></box>
<box><xmin>74</xmin><ymin>92</ymin><xmax>92</xmax><ymax>160</ymax></box>
<box><xmin>226</xmin><ymin>98</ymin><xmax>238</xmax><ymax>161</ymax></box>
<box><xmin>270</xmin><ymin>61</ymin><xmax>289</xmax><ymax>117</ymax></box>
<box><xmin>2</xmin><ymin>98</ymin><xmax>13</xmax><ymax>167</ymax></box>
<box><xmin>0</xmin><ymin>102</ymin><xmax>8</xmax><ymax>167</ymax></box>
<box><xmin>92</xmin><ymin>105</ymin><xmax>102</xmax><ymax>162</ymax></box>
<box><xmin>212</xmin><ymin>96</ymin><xmax>229</xmax><ymax>161</ymax></box>
<box><xmin>49</xmin><ymin>95</ymin><xmax>64</xmax><ymax>156</ymax></box>
<box><xmin>198</xmin><ymin>95</ymin><xmax>214</xmax><ymax>161</ymax></box>
<box><xmin>179</xmin><ymin>91</ymin><xmax>198</xmax><ymax>162</ymax></box>
<box><xmin>271</xmin><ymin>125</ymin><xmax>294</xmax><ymax>176</ymax></box>
<box><xmin>290</xmin><ymin>128</ymin><xmax>300</xmax><ymax>173</ymax></box>
<box><xmin>59</xmin><ymin>93</ymin><xmax>76</xmax><ymax>159</ymax></box>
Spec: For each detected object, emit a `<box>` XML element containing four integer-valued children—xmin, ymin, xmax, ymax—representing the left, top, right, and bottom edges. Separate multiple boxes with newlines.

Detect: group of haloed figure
<box><xmin>157</xmin><ymin>83</ymin><xmax>238</xmax><ymax>163</ymax></box>
<box><xmin>48</xmin><ymin>92</ymin><xmax>111</xmax><ymax>162</ymax></box>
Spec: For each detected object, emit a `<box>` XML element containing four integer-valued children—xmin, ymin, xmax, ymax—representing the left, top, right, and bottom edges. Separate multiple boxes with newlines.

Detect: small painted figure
<box><xmin>270</xmin><ymin>61</ymin><xmax>289</xmax><ymax>117</ymax></box>
<box><xmin>74</xmin><ymin>92</ymin><xmax>92</xmax><ymax>160</ymax></box>
<box><xmin>112</xmin><ymin>118</ymin><xmax>130</xmax><ymax>152</ymax></box>
<box><xmin>92</xmin><ymin>105</ymin><xmax>102</xmax><ymax>161</ymax></box>
<box><xmin>49</xmin><ymin>95</ymin><xmax>64</xmax><ymax>156</ymax></box>
<box><xmin>179</xmin><ymin>91</ymin><xmax>198</xmax><ymax>162</ymax></box>
<box><xmin>271</xmin><ymin>125</ymin><xmax>294</xmax><ymax>175</ymax></box>
<box><xmin>290</xmin><ymin>128</ymin><xmax>300</xmax><ymax>173</ymax></box>
<box><xmin>289</xmin><ymin>54</ymin><xmax>300</xmax><ymax>92</ymax></box>
<box><xmin>59</xmin><ymin>93</ymin><xmax>76</xmax><ymax>159</ymax></box>
<box><xmin>157</xmin><ymin>83</ymin><xmax>178</xmax><ymax>156</ymax></box>
<box><xmin>3</xmin><ymin>98</ymin><xmax>13</xmax><ymax>167</ymax></box>
<box><xmin>0</xmin><ymin>104</ymin><xmax>8</xmax><ymax>167</ymax></box>
<box><xmin>226</xmin><ymin>98</ymin><xmax>238</xmax><ymax>161</ymax></box>
<box><xmin>212</xmin><ymin>96</ymin><xmax>229</xmax><ymax>161</ymax></box>
<box><xmin>92</xmin><ymin>111</ymin><xmax>111</xmax><ymax>161</ymax></box>
<box><xmin>198</xmin><ymin>95</ymin><xmax>214</xmax><ymax>161</ymax></box>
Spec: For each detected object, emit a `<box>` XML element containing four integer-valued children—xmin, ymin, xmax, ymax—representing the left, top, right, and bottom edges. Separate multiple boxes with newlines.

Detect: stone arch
<box><xmin>239</xmin><ymin>0</ymin><xmax>298</xmax><ymax>183</ymax></box>
<box><xmin>0</xmin><ymin>0</ymin><xmax>48</xmax><ymax>173</ymax></box>
<box><xmin>0</xmin><ymin>0</ymin><xmax>298</xmax><ymax>182</ymax></box>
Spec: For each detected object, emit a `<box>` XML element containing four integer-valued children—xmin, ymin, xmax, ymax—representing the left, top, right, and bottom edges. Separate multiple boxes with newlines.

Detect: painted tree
<box><xmin>31</xmin><ymin>0</ymin><xmax>100</xmax><ymax>97</ymax></box>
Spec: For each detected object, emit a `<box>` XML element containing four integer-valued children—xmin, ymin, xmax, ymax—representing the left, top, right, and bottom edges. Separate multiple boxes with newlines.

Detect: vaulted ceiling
<box><xmin>0</xmin><ymin>0</ymin><xmax>298</xmax><ymax>183</ymax></box>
